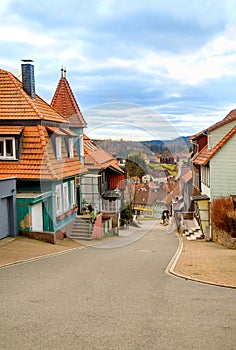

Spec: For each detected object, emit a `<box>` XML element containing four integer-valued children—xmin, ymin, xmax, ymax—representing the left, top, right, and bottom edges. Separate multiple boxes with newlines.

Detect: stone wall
<box><xmin>212</xmin><ymin>225</ymin><xmax>236</xmax><ymax>249</ymax></box>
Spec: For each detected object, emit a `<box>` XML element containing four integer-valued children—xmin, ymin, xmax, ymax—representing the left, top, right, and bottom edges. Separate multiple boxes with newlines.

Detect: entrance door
<box><xmin>32</xmin><ymin>203</ymin><xmax>43</xmax><ymax>231</ymax></box>
<box><xmin>0</xmin><ymin>197</ymin><xmax>10</xmax><ymax>239</ymax></box>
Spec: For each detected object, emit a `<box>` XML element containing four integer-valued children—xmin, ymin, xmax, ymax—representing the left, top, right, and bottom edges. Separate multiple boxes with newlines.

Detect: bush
<box><xmin>226</xmin><ymin>210</ymin><xmax>236</xmax><ymax>237</ymax></box>
<box><xmin>211</xmin><ymin>197</ymin><xmax>235</xmax><ymax>234</ymax></box>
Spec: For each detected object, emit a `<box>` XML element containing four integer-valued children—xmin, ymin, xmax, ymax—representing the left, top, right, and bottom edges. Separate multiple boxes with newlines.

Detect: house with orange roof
<box><xmin>50</xmin><ymin>71</ymin><xmax>125</xmax><ymax>237</ymax></box>
<box><xmin>189</xmin><ymin>109</ymin><xmax>236</xmax><ymax>237</ymax></box>
<box><xmin>51</xmin><ymin>68</ymin><xmax>87</xmax><ymax>165</ymax></box>
<box><xmin>0</xmin><ymin>62</ymin><xmax>85</xmax><ymax>242</ymax></box>
<box><xmin>82</xmin><ymin>134</ymin><xmax>125</xmax><ymax>233</ymax></box>
<box><xmin>132</xmin><ymin>183</ymin><xmax>167</xmax><ymax>219</ymax></box>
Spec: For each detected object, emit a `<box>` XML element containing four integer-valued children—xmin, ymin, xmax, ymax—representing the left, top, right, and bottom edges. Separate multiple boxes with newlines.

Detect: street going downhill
<box><xmin>0</xmin><ymin>222</ymin><xmax>235</xmax><ymax>350</ymax></box>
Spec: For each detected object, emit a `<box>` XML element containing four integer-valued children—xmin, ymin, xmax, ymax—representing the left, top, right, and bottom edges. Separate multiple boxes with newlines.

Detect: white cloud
<box><xmin>0</xmin><ymin>25</ymin><xmax>54</xmax><ymax>47</ymax></box>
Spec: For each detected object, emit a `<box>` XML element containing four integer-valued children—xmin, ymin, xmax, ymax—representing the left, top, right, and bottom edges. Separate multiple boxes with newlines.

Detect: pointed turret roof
<box><xmin>51</xmin><ymin>68</ymin><xmax>87</xmax><ymax>127</ymax></box>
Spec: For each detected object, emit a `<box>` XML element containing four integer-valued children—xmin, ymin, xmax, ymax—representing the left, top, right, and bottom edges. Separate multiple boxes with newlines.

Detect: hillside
<box><xmin>94</xmin><ymin>136</ymin><xmax>190</xmax><ymax>159</ymax></box>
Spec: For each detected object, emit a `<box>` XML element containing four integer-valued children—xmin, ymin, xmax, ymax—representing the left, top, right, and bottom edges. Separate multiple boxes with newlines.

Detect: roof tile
<box><xmin>0</xmin><ymin>69</ymin><xmax>67</xmax><ymax>123</ymax></box>
<box><xmin>192</xmin><ymin>125</ymin><xmax>236</xmax><ymax>165</ymax></box>
<box><xmin>51</xmin><ymin>75</ymin><xmax>87</xmax><ymax>127</ymax></box>
<box><xmin>0</xmin><ymin>125</ymin><xmax>83</xmax><ymax>180</ymax></box>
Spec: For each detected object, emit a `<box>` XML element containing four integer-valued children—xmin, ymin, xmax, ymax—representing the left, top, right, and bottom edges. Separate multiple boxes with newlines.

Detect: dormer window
<box><xmin>46</xmin><ymin>126</ymin><xmax>76</xmax><ymax>161</ymax></box>
<box><xmin>0</xmin><ymin>137</ymin><xmax>16</xmax><ymax>160</ymax></box>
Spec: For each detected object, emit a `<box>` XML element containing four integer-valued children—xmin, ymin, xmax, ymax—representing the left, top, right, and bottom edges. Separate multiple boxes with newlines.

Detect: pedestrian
<box><xmin>162</xmin><ymin>212</ymin><xmax>166</xmax><ymax>224</ymax></box>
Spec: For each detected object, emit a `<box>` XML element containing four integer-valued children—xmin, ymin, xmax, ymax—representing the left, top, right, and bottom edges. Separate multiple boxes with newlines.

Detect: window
<box><xmin>63</xmin><ymin>182</ymin><xmax>69</xmax><ymax>211</ymax></box>
<box><xmin>55</xmin><ymin>184</ymin><xmax>62</xmax><ymax>215</ymax></box>
<box><xmin>70</xmin><ymin>180</ymin><xmax>75</xmax><ymax>207</ymax></box>
<box><xmin>68</xmin><ymin>138</ymin><xmax>74</xmax><ymax>158</ymax></box>
<box><xmin>56</xmin><ymin>137</ymin><xmax>62</xmax><ymax>160</ymax></box>
<box><xmin>201</xmin><ymin>166</ymin><xmax>210</xmax><ymax>187</ymax></box>
<box><xmin>0</xmin><ymin>138</ymin><xmax>16</xmax><ymax>159</ymax></box>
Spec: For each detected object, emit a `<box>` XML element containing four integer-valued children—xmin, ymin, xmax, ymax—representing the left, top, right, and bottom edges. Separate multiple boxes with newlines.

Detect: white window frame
<box><xmin>55</xmin><ymin>184</ymin><xmax>62</xmax><ymax>215</ymax></box>
<box><xmin>70</xmin><ymin>180</ymin><xmax>75</xmax><ymax>207</ymax></box>
<box><xmin>68</xmin><ymin>138</ymin><xmax>74</xmax><ymax>158</ymax></box>
<box><xmin>0</xmin><ymin>137</ymin><xmax>16</xmax><ymax>160</ymax></box>
<box><xmin>79</xmin><ymin>134</ymin><xmax>84</xmax><ymax>157</ymax></box>
<box><xmin>201</xmin><ymin>166</ymin><xmax>210</xmax><ymax>187</ymax></box>
<box><xmin>56</xmin><ymin>136</ymin><xmax>62</xmax><ymax>160</ymax></box>
<box><xmin>63</xmin><ymin>182</ymin><xmax>69</xmax><ymax>211</ymax></box>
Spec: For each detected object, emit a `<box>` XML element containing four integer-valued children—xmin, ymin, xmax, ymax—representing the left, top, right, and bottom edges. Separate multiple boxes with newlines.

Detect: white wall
<box><xmin>210</xmin><ymin>133</ymin><xmax>236</xmax><ymax>199</ymax></box>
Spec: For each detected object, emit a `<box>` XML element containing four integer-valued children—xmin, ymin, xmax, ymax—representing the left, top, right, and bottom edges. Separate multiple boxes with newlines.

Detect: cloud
<box><xmin>1</xmin><ymin>0</ymin><xmax>236</xmax><ymax>140</ymax></box>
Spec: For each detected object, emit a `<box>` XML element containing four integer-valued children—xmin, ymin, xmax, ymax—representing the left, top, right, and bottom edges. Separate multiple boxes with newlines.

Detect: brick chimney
<box><xmin>21</xmin><ymin>60</ymin><xmax>36</xmax><ymax>99</ymax></box>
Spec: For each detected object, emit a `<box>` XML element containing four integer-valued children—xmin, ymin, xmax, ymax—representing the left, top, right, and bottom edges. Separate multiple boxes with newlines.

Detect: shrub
<box><xmin>211</xmin><ymin>197</ymin><xmax>235</xmax><ymax>234</ymax></box>
<box><xmin>226</xmin><ymin>210</ymin><xmax>236</xmax><ymax>237</ymax></box>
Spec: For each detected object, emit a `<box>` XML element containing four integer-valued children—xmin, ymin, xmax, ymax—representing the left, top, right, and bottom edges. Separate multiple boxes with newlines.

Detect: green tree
<box><xmin>120</xmin><ymin>203</ymin><xmax>132</xmax><ymax>226</ymax></box>
<box><xmin>125</xmin><ymin>154</ymin><xmax>147</xmax><ymax>179</ymax></box>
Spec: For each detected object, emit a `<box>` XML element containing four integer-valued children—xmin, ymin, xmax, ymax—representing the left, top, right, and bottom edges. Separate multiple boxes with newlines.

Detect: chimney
<box><xmin>21</xmin><ymin>59</ymin><xmax>36</xmax><ymax>99</ymax></box>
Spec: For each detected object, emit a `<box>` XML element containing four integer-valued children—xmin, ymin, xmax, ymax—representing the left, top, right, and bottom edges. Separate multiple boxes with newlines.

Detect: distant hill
<box><xmin>141</xmin><ymin>136</ymin><xmax>190</xmax><ymax>154</ymax></box>
<box><xmin>94</xmin><ymin>136</ymin><xmax>190</xmax><ymax>158</ymax></box>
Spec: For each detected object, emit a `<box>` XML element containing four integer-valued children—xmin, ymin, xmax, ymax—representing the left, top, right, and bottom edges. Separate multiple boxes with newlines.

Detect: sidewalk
<box><xmin>0</xmin><ymin>221</ymin><xmax>236</xmax><ymax>289</ymax></box>
<box><xmin>170</xmin><ymin>236</ymin><xmax>236</xmax><ymax>289</ymax></box>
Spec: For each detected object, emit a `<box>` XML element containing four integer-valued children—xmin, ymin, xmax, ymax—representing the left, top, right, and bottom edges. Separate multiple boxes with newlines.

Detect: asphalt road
<box><xmin>0</xmin><ymin>224</ymin><xmax>236</xmax><ymax>350</ymax></box>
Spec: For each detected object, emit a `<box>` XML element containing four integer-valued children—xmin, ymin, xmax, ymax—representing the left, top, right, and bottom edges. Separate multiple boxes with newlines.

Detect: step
<box><xmin>70</xmin><ymin>231</ymin><xmax>92</xmax><ymax>239</ymax></box>
<box><xmin>72</xmin><ymin>224</ymin><xmax>90</xmax><ymax>230</ymax></box>
<box><xmin>71</xmin><ymin>228</ymin><xmax>91</xmax><ymax>235</ymax></box>
<box><xmin>70</xmin><ymin>235</ymin><xmax>92</xmax><ymax>241</ymax></box>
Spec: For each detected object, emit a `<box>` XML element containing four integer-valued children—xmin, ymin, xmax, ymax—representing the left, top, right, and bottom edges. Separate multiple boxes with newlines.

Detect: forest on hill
<box><xmin>94</xmin><ymin>136</ymin><xmax>190</xmax><ymax>159</ymax></box>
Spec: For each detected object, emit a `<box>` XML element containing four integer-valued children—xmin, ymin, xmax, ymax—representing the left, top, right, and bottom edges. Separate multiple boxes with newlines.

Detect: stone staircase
<box><xmin>182</xmin><ymin>217</ymin><xmax>204</xmax><ymax>240</ymax></box>
<box><xmin>70</xmin><ymin>215</ymin><xmax>92</xmax><ymax>240</ymax></box>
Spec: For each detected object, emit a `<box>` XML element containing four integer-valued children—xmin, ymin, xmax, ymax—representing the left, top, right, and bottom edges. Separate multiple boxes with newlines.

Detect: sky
<box><xmin>1</xmin><ymin>0</ymin><xmax>236</xmax><ymax>141</ymax></box>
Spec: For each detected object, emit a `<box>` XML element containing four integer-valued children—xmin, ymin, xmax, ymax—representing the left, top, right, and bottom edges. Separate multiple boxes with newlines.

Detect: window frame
<box><xmin>63</xmin><ymin>182</ymin><xmax>69</xmax><ymax>211</ymax></box>
<box><xmin>55</xmin><ymin>184</ymin><xmax>62</xmax><ymax>215</ymax></box>
<box><xmin>70</xmin><ymin>179</ymin><xmax>75</xmax><ymax>207</ymax></box>
<box><xmin>0</xmin><ymin>137</ymin><xmax>16</xmax><ymax>160</ymax></box>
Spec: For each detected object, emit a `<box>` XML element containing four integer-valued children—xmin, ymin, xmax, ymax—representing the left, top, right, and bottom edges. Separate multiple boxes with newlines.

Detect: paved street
<box><xmin>0</xmin><ymin>224</ymin><xmax>236</xmax><ymax>350</ymax></box>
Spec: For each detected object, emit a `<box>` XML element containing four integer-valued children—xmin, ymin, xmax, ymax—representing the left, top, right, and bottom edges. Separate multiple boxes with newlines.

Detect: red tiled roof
<box><xmin>182</xmin><ymin>170</ymin><xmax>192</xmax><ymax>182</ymax></box>
<box><xmin>189</xmin><ymin>109</ymin><xmax>236</xmax><ymax>140</ymax></box>
<box><xmin>192</xmin><ymin>125</ymin><xmax>236</xmax><ymax>166</ymax></box>
<box><xmin>0</xmin><ymin>126</ymin><xmax>23</xmax><ymax>135</ymax></box>
<box><xmin>83</xmin><ymin>134</ymin><xmax>124</xmax><ymax>173</ymax></box>
<box><xmin>0</xmin><ymin>69</ymin><xmax>67</xmax><ymax>123</ymax></box>
<box><xmin>0</xmin><ymin>125</ymin><xmax>83</xmax><ymax>180</ymax></box>
<box><xmin>133</xmin><ymin>184</ymin><xmax>166</xmax><ymax>205</ymax></box>
<box><xmin>51</xmin><ymin>74</ymin><xmax>87</xmax><ymax>127</ymax></box>
<box><xmin>208</xmin><ymin>109</ymin><xmax>236</xmax><ymax>132</ymax></box>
